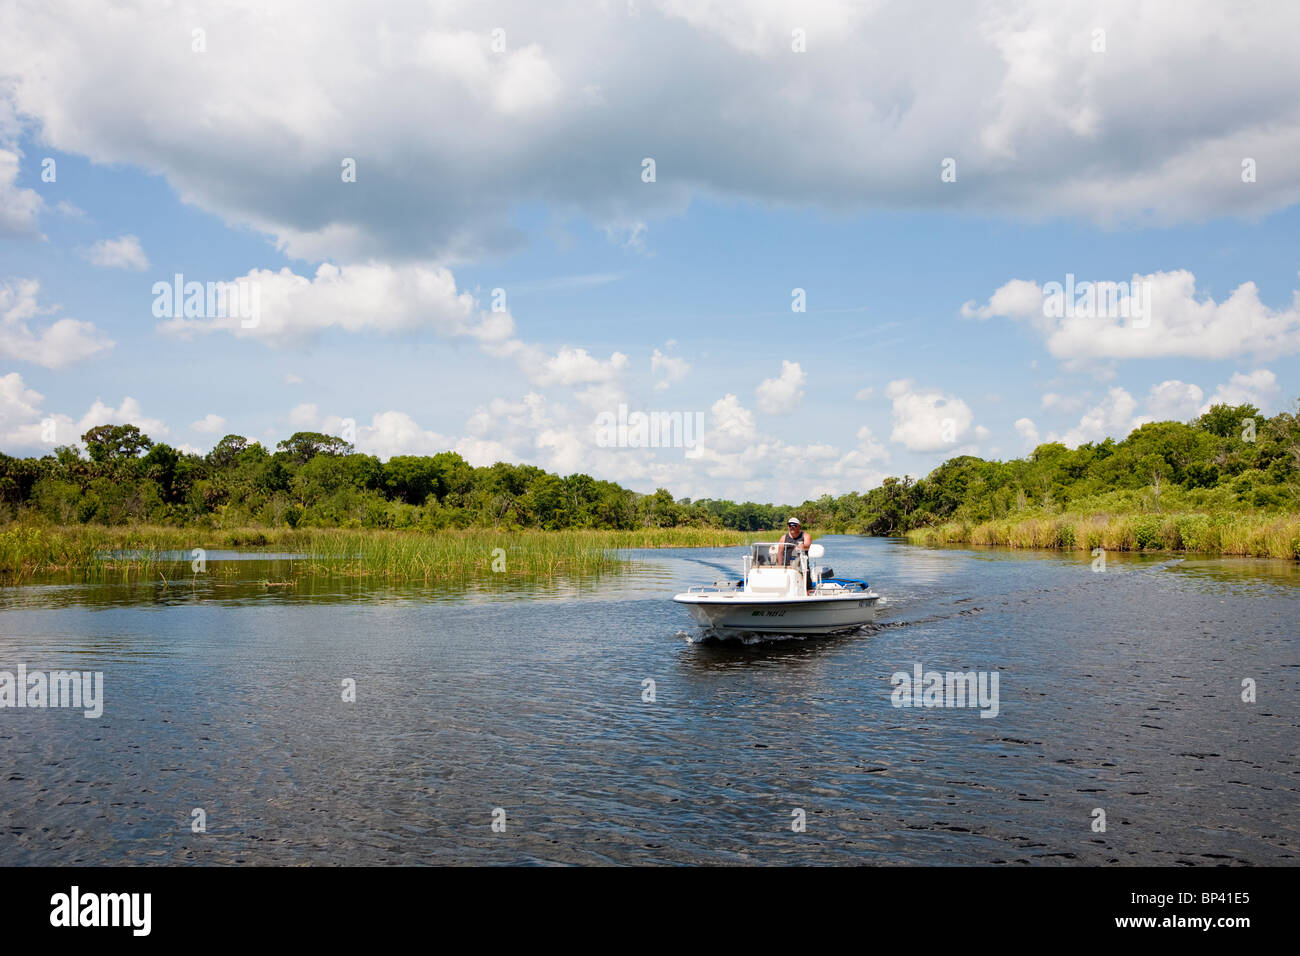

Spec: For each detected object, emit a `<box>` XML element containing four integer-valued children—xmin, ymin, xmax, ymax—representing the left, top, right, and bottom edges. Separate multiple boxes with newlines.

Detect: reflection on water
<box><xmin>0</xmin><ymin>535</ymin><xmax>1296</xmax><ymax>865</ymax></box>
<box><xmin>0</xmin><ymin>561</ymin><xmax>646</xmax><ymax>611</ymax></box>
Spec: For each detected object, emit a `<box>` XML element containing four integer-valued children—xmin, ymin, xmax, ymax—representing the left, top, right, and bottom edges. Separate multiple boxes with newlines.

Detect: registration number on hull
<box><xmin>752</xmin><ymin>609</ymin><xmax>787</xmax><ymax>617</ymax></box>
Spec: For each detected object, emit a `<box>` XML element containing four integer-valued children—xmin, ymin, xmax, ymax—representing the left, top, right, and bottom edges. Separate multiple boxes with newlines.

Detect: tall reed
<box><xmin>906</xmin><ymin>511</ymin><xmax>1300</xmax><ymax>559</ymax></box>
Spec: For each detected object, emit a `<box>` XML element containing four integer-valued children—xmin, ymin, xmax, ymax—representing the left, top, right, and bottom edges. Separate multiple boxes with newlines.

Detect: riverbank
<box><xmin>905</xmin><ymin>510</ymin><xmax>1300</xmax><ymax>559</ymax></box>
<box><xmin>0</xmin><ymin>523</ymin><xmax>753</xmax><ymax>581</ymax></box>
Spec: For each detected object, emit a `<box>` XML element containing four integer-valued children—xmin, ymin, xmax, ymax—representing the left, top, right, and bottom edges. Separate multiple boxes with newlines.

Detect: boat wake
<box><xmin>678</xmin><ymin>625</ymin><xmax>873</xmax><ymax>646</ymax></box>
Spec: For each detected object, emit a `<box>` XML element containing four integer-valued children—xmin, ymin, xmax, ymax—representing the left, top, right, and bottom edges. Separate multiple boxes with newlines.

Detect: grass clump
<box><xmin>0</xmin><ymin>523</ymin><xmax>751</xmax><ymax>582</ymax></box>
<box><xmin>907</xmin><ymin>511</ymin><xmax>1300</xmax><ymax>559</ymax></box>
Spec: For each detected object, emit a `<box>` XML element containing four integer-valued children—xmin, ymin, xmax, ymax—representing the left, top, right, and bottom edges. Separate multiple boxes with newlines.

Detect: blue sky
<box><xmin>2</xmin><ymin>1</ymin><xmax>1298</xmax><ymax>503</ymax></box>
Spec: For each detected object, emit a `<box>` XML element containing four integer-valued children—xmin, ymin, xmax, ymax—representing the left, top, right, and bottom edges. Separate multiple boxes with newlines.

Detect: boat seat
<box><xmin>747</xmin><ymin>568</ymin><xmax>798</xmax><ymax>595</ymax></box>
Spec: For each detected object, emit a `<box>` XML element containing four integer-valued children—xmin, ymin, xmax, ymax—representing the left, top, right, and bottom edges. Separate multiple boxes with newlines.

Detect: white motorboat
<box><xmin>674</xmin><ymin>542</ymin><xmax>882</xmax><ymax>637</ymax></box>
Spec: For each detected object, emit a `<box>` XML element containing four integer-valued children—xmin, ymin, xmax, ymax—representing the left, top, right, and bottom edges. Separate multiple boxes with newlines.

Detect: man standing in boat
<box><xmin>778</xmin><ymin>517</ymin><xmax>814</xmax><ymax>593</ymax></box>
<box><xmin>778</xmin><ymin>517</ymin><xmax>811</xmax><ymax>564</ymax></box>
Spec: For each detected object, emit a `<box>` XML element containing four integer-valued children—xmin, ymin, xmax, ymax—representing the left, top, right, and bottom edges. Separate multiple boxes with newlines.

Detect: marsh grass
<box><xmin>0</xmin><ymin>523</ymin><xmax>751</xmax><ymax>581</ymax></box>
<box><xmin>907</xmin><ymin>511</ymin><xmax>1300</xmax><ymax>559</ymax></box>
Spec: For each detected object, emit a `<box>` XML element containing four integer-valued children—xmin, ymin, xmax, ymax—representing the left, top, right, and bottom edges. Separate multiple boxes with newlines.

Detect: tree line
<box><xmin>0</xmin><ymin>399</ymin><xmax>1294</xmax><ymax>533</ymax></box>
<box><xmin>839</xmin><ymin>400</ymin><xmax>1300</xmax><ymax>534</ymax></box>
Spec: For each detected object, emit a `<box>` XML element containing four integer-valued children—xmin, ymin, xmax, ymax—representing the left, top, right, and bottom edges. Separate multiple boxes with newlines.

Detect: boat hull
<box><xmin>673</xmin><ymin>592</ymin><xmax>879</xmax><ymax>636</ymax></box>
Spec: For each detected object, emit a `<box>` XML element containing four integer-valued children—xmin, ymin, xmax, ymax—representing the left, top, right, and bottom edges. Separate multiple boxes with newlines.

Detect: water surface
<box><xmin>1</xmin><ymin>536</ymin><xmax>1295</xmax><ymax>865</ymax></box>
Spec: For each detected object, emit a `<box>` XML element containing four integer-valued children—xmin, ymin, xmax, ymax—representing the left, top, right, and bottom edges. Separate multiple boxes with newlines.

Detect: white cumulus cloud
<box><xmin>1014</xmin><ymin>417</ymin><xmax>1039</xmax><ymax>449</ymax></box>
<box><xmin>1202</xmin><ymin>369</ymin><xmax>1279</xmax><ymax>411</ymax></box>
<box><xmin>7</xmin><ymin>1</ymin><xmax>1300</xmax><ymax>265</ymax></box>
<box><xmin>157</xmin><ymin>262</ymin><xmax>514</xmax><ymax>349</ymax></box>
<box><xmin>964</xmin><ymin>270</ymin><xmax>1300</xmax><ymax>360</ymax></box>
<box><xmin>82</xmin><ymin>234</ymin><xmax>149</xmax><ymax>270</ymax></box>
<box><xmin>650</xmin><ymin>347</ymin><xmax>690</xmax><ymax>390</ymax></box>
<box><xmin>756</xmin><ymin>360</ymin><xmax>806</xmax><ymax>414</ymax></box>
<box><xmin>0</xmin><ymin>148</ymin><xmax>43</xmax><ymax>236</ymax></box>
<box><xmin>0</xmin><ymin>278</ymin><xmax>114</xmax><ymax>369</ymax></box>
<box><xmin>1145</xmin><ymin>380</ymin><xmax>1205</xmax><ymax>421</ymax></box>
<box><xmin>0</xmin><ymin>371</ymin><xmax>167</xmax><ymax>452</ymax></box>
<box><xmin>190</xmin><ymin>414</ymin><xmax>227</xmax><ymax>434</ymax></box>
<box><xmin>884</xmin><ymin>379</ymin><xmax>974</xmax><ymax>452</ymax></box>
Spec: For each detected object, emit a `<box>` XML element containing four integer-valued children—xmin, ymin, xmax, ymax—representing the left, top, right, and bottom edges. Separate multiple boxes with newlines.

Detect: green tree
<box><xmin>207</xmin><ymin>434</ymin><xmax>251</xmax><ymax>470</ymax></box>
<box><xmin>1196</xmin><ymin>403</ymin><xmax>1260</xmax><ymax>439</ymax></box>
<box><xmin>81</xmin><ymin>424</ymin><xmax>153</xmax><ymax>463</ymax></box>
<box><xmin>276</xmin><ymin>432</ymin><xmax>353</xmax><ymax>465</ymax></box>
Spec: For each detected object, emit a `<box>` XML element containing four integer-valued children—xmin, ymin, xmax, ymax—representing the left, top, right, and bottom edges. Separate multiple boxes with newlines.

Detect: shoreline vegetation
<box><xmin>906</xmin><ymin>511</ymin><xmax>1300</xmax><ymax>559</ymax></box>
<box><xmin>890</xmin><ymin>399</ymin><xmax>1300</xmax><ymax>560</ymax></box>
<box><xmin>0</xmin><ymin>526</ymin><xmax>751</xmax><ymax>582</ymax></box>
<box><xmin>2</xmin><ymin>397</ymin><xmax>1298</xmax><ymax>578</ymax></box>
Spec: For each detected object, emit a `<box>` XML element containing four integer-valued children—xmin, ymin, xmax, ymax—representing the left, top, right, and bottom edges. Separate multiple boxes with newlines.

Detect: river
<box><xmin>1</xmin><ymin>535</ymin><xmax>1295</xmax><ymax>865</ymax></box>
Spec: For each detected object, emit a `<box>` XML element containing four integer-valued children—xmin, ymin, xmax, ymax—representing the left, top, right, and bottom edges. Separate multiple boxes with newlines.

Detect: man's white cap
<box><xmin>787</xmin><ymin>516</ymin><xmax>801</xmax><ymax>525</ymax></box>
